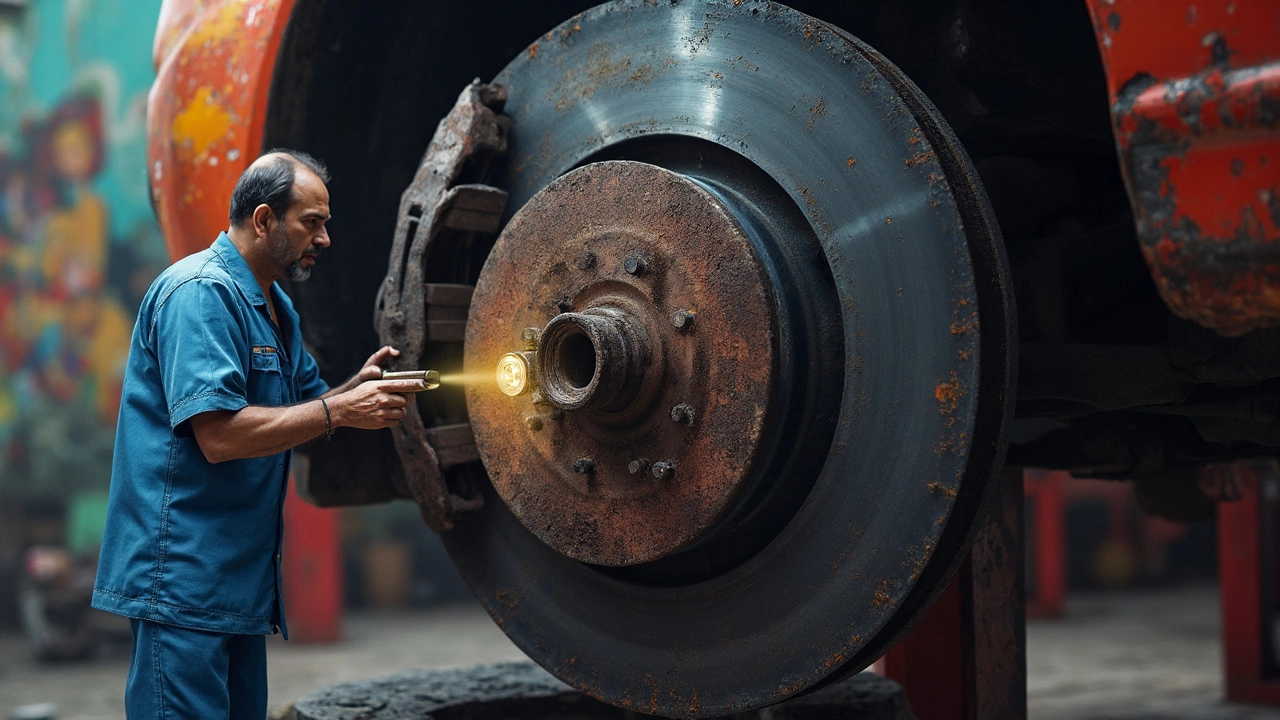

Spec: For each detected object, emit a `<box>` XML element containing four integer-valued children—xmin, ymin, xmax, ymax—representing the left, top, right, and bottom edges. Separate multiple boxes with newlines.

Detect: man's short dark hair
<box><xmin>228</xmin><ymin>149</ymin><xmax>331</xmax><ymax>227</ymax></box>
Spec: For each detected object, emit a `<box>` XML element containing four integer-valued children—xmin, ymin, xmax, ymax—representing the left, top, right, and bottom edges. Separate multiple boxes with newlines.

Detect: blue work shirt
<box><xmin>93</xmin><ymin>232</ymin><xmax>328</xmax><ymax>638</ymax></box>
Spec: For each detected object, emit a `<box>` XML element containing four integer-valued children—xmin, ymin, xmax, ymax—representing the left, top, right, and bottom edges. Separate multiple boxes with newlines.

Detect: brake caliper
<box><xmin>375</xmin><ymin>81</ymin><xmax>509</xmax><ymax>531</ymax></box>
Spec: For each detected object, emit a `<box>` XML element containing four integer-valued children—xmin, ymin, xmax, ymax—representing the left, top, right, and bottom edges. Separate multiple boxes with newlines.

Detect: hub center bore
<box><xmin>464</xmin><ymin>160</ymin><xmax>779</xmax><ymax>566</ymax></box>
<box><xmin>537</xmin><ymin>306</ymin><xmax>651</xmax><ymax>413</ymax></box>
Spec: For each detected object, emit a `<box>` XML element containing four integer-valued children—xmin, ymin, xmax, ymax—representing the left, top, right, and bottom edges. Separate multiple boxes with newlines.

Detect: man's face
<box><xmin>268</xmin><ymin>168</ymin><xmax>331</xmax><ymax>282</ymax></box>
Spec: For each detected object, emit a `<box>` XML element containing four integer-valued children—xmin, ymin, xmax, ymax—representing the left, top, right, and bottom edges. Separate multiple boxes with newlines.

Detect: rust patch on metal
<box><xmin>872</xmin><ymin>582</ymin><xmax>895</xmax><ymax>608</ymax></box>
<box><xmin>904</xmin><ymin>150</ymin><xmax>935</xmax><ymax>168</ymax></box>
<box><xmin>806</xmin><ymin>96</ymin><xmax>827</xmax><ymax>131</ymax></box>
<box><xmin>927</xmin><ymin>481</ymin><xmax>959</xmax><ymax>499</ymax></box>
<box><xmin>935</xmin><ymin>373</ymin><xmax>961</xmax><ymax>413</ymax></box>
<box><xmin>464</xmin><ymin>160</ymin><xmax>776</xmax><ymax>566</ymax></box>
<box><xmin>1086</xmin><ymin>0</ymin><xmax>1280</xmax><ymax>336</ymax></box>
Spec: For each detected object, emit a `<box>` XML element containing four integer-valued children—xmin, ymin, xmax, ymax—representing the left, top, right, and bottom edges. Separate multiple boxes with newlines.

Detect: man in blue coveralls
<box><xmin>93</xmin><ymin>150</ymin><xmax>426</xmax><ymax>718</ymax></box>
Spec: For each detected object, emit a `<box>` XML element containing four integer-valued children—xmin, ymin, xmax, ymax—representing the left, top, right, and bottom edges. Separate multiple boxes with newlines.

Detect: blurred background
<box><xmin>0</xmin><ymin>1</ymin><xmax>1274</xmax><ymax>719</ymax></box>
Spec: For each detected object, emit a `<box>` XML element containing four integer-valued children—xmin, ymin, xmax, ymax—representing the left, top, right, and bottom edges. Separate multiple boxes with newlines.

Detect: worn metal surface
<box><xmin>147</xmin><ymin>0</ymin><xmax>297</xmax><ymax>259</ymax></box>
<box><xmin>1085</xmin><ymin>0</ymin><xmax>1280</xmax><ymax>337</ymax></box>
<box><xmin>292</xmin><ymin>661</ymin><xmax>911</xmax><ymax>720</ymax></box>
<box><xmin>464</xmin><ymin>161</ymin><xmax>776</xmax><ymax>566</ymax></box>
<box><xmin>442</xmin><ymin>2</ymin><xmax>1017</xmax><ymax>716</ymax></box>
<box><xmin>373</xmin><ymin>81</ymin><xmax>510</xmax><ymax>532</ymax></box>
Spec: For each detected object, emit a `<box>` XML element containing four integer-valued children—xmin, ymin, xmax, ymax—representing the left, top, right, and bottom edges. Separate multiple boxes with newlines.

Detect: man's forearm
<box><xmin>190</xmin><ymin>378</ymin><xmax>416</xmax><ymax>462</ymax></box>
<box><xmin>189</xmin><ymin>400</ymin><xmax>330</xmax><ymax>463</ymax></box>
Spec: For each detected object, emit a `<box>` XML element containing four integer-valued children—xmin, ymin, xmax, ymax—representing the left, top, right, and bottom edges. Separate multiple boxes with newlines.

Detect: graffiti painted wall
<box><xmin>0</xmin><ymin>0</ymin><xmax>165</xmax><ymax>506</ymax></box>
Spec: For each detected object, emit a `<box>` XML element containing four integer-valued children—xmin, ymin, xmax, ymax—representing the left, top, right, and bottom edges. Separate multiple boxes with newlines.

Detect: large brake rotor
<box><xmin>439</xmin><ymin>2</ymin><xmax>1015</xmax><ymax>717</ymax></box>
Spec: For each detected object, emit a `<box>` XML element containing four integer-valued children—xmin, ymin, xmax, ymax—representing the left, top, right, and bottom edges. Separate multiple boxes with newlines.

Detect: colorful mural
<box><xmin>0</xmin><ymin>0</ymin><xmax>166</xmax><ymax>502</ymax></box>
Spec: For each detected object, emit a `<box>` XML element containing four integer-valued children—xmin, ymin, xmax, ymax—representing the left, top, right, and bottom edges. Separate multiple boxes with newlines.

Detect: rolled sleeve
<box><xmin>153</xmin><ymin>279</ymin><xmax>250</xmax><ymax>429</ymax></box>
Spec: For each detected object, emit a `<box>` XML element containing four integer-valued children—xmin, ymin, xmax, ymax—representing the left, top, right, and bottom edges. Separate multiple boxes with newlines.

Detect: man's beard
<box><xmin>270</xmin><ymin>224</ymin><xmax>318</xmax><ymax>281</ymax></box>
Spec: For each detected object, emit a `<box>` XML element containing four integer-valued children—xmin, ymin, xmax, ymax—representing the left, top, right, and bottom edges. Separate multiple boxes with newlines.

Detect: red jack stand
<box><xmin>1220</xmin><ymin>461</ymin><xmax>1280</xmax><ymax>705</ymax></box>
<box><xmin>282</xmin><ymin>457</ymin><xmax>345</xmax><ymax>643</ymax></box>
<box><xmin>1024</xmin><ymin>470</ymin><xmax>1067</xmax><ymax>618</ymax></box>
<box><xmin>884</xmin><ymin>467</ymin><xmax>1027</xmax><ymax>720</ymax></box>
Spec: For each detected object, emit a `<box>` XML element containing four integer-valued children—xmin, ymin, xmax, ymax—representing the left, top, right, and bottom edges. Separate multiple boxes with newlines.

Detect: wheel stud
<box><xmin>672</xmin><ymin>309</ymin><xmax>695</xmax><ymax>330</ymax></box>
<box><xmin>651</xmin><ymin>460</ymin><xmax>676</xmax><ymax>480</ymax></box>
<box><xmin>670</xmin><ymin>403</ymin><xmax>695</xmax><ymax>425</ymax></box>
<box><xmin>623</xmin><ymin>252</ymin><xmax>647</xmax><ymax>276</ymax></box>
<box><xmin>572</xmin><ymin>457</ymin><xmax>596</xmax><ymax>474</ymax></box>
<box><xmin>628</xmin><ymin>458</ymin><xmax>650</xmax><ymax>475</ymax></box>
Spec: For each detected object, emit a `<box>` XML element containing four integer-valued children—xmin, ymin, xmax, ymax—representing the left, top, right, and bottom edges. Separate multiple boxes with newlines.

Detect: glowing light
<box><xmin>421</xmin><ymin>370</ymin><xmax>441</xmax><ymax>390</ymax></box>
<box><xmin>496</xmin><ymin>353</ymin><xmax>531</xmax><ymax>397</ymax></box>
<box><xmin>438</xmin><ymin>372</ymin><xmax>492</xmax><ymax>387</ymax></box>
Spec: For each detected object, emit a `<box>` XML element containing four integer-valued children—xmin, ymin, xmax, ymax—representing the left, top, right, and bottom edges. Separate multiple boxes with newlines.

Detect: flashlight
<box><xmin>380</xmin><ymin>369</ymin><xmax>441</xmax><ymax>391</ymax></box>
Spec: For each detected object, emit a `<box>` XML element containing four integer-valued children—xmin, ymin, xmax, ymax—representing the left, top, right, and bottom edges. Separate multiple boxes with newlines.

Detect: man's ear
<box><xmin>251</xmin><ymin>204</ymin><xmax>275</xmax><ymax>239</ymax></box>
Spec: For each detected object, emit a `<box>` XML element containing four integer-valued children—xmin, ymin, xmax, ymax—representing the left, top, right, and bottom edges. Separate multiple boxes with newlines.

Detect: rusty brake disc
<box><xmin>440</xmin><ymin>1</ymin><xmax>1016</xmax><ymax>717</ymax></box>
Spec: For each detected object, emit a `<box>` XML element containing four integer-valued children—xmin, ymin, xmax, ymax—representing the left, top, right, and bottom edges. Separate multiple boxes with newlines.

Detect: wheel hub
<box><xmin>464</xmin><ymin>160</ymin><xmax>778</xmax><ymax>566</ymax></box>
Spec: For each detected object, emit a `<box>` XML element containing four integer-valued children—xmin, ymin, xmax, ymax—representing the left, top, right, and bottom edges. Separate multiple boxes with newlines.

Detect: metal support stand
<box><xmin>1025</xmin><ymin>470</ymin><xmax>1067</xmax><ymax>618</ymax></box>
<box><xmin>1221</xmin><ymin>461</ymin><xmax>1280</xmax><ymax>705</ymax></box>
<box><xmin>283</xmin><ymin>460</ymin><xmax>344</xmax><ymax>643</ymax></box>
<box><xmin>884</xmin><ymin>466</ymin><xmax>1027</xmax><ymax>720</ymax></box>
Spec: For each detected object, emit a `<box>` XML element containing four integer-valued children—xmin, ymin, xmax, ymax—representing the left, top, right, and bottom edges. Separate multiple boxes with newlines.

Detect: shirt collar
<box><xmin>212</xmin><ymin>232</ymin><xmax>269</xmax><ymax>307</ymax></box>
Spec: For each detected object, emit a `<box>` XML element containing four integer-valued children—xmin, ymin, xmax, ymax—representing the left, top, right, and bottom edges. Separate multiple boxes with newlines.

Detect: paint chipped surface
<box><xmin>147</xmin><ymin>0</ymin><xmax>295</xmax><ymax>260</ymax></box>
<box><xmin>1086</xmin><ymin>0</ymin><xmax>1280</xmax><ymax>336</ymax></box>
<box><xmin>170</xmin><ymin>86</ymin><xmax>234</xmax><ymax>159</ymax></box>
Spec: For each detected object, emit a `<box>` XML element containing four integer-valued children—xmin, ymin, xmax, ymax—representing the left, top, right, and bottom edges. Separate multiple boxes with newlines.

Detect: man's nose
<box><xmin>315</xmin><ymin>229</ymin><xmax>331</xmax><ymax>248</ymax></box>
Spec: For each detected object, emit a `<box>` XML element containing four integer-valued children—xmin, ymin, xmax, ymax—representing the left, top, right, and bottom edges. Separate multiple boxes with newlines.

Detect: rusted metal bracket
<box><xmin>375</xmin><ymin>80</ymin><xmax>509</xmax><ymax>532</ymax></box>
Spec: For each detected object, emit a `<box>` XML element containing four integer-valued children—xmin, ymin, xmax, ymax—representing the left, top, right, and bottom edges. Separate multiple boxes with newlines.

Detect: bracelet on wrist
<box><xmin>319</xmin><ymin>397</ymin><xmax>334</xmax><ymax>441</ymax></box>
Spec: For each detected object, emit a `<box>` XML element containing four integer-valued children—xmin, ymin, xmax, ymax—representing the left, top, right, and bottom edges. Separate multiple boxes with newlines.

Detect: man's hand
<box><xmin>357</xmin><ymin>345</ymin><xmax>401</xmax><ymax>383</ymax></box>
<box><xmin>330</xmin><ymin>379</ymin><xmax>424</xmax><ymax>430</ymax></box>
<box><xmin>330</xmin><ymin>345</ymin><xmax>401</xmax><ymax>395</ymax></box>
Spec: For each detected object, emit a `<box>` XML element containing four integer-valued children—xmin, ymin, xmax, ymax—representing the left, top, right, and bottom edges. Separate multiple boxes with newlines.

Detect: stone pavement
<box><xmin>0</xmin><ymin>585</ymin><xmax>1277</xmax><ymax>719</ymax></box>
<box><xmin>1028</xmin><ymin>586</ymin><xmax>1280</xmax><ymax>720</ymax></box>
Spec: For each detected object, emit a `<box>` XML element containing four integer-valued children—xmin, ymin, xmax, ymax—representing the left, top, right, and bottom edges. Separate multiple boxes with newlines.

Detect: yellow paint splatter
<box><xmin>172</xmin><ymin>86</ymin><xmax>233</xmax><ymax>159</ymax></box>
<box><xmin>183</xmin><ymin>0</ymin><xmax>249</xmax><ymax>51</ymax></box>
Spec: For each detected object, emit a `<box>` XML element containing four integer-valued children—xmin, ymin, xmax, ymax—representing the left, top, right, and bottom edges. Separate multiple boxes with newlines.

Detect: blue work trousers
<box><xmin>126</xmin><ymin>619</ymin><xmax>268</xmax><ymax>719</ymax></box>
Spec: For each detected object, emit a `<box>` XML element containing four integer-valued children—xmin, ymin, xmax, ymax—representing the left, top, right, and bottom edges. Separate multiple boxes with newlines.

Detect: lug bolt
<box><xmin>671</xmin><ymin>309</ymin><xmax>696</xmax><ymax>330</ymax></box>
<box><xmin>623</xmin><ymin>253</ymin><xmax>647</xmax><ymax>276</ymax></box>
<box><xmin>521</xmin><ymin>327</ymin><xmax>541</xmax><ymax>350</ymax></box>
<box><xmin>670</xmin><ymin>403</ymin><xmax>695</xmax><ymax>425</ymax></box>
<box><xmin>524</xmin><ymin>415</ymin><xmax>544</xmax><ymax>432</ymax></box>
<box><xmin>651</xmin><ymin>460</ymin><xmax>676</xmax><ymax>480</ymax></box>
<box><xmin>573</xmin><ymin>457</ymin><xmax>596</xmax><ymax>474</ymax></box>
<box><xmin>628</xmin><ymin>458</ymin><xmax>650</xmax><ymax>476</ymax></box>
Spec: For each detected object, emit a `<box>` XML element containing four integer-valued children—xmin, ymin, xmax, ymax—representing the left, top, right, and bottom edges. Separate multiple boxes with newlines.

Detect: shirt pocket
<box><xmin>247</xmin><ymin>346</ymin><xmax>283</xmax><ymax>405</ymax></box>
